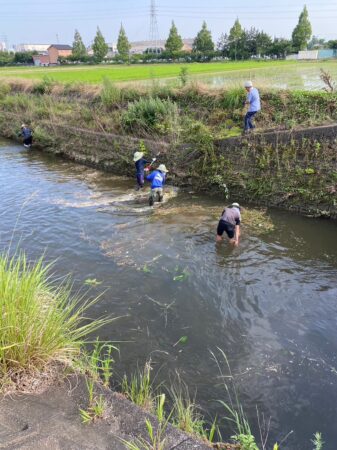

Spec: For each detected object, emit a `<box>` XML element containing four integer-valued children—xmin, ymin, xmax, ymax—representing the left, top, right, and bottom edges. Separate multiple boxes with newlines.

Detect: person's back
<box><xmin>147</xmin><ymin>164</ymin><xmax>169</xmax><ymax>206</ymax></box>
<box><xmin>216</xmin><ymin>203</ymin><xmax>241</xmax><ymax>245</ymax></box>
<box><xmin>147</xmin><ymin>169</ymin><xmax>166</xmax><ymax>189</ymax></box>
<box><xmin>220</xmin><ymin>207</ymin><xmax>241</xmax><ymax>226</ymax></box>
<box><xmin>246</xmin><ymin>87</ymin><xmax>261</xmax><ymax>113</ymax></box>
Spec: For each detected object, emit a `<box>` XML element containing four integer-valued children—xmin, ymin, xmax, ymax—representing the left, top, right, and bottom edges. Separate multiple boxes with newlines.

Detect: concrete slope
<box><xmin>0</xmin><ymin>376</ymin><xmax>212</xmax><ymax>450</ymax></box>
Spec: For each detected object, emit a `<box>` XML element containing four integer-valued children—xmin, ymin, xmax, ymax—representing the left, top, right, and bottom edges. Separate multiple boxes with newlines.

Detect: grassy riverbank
<box><xmin>0</xmin><ymin>77</ymin><xmax>336</xmax><ymax>217</ymax></box>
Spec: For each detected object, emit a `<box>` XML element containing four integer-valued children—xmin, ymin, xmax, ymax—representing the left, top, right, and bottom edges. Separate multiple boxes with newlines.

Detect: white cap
<box><xmin>244</xmin><ymin>80</ymin><xmax>253</xmax><ymax>88</ymax></box>
<box><xmin>21</xmin><ymin>124</ymin><xmax>26</xmax><ymax>128</ymax></box>
<box><xmin>133</xmin><ymin>151</ymin><xmax>144</xmax><ymax>162</ymax></box>
<box><xmin>158</xmin><ymin>164</ymin><xmax>169</xmax><ymax>173</ymax></box>
<box><xmin>232</xmin><ymin>202</ymin><xmax>241</xmax><ymax>209</ymax></box>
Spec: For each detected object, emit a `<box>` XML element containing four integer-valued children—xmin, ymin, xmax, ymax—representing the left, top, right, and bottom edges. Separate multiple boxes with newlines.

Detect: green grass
<box><xmin>1</xmin><ymin>60</ymin><xmax>337</xmax><ymax>91</ymax></box>
<box><xmin>0</xmin><ymin>60</ymin><xmax>296</xmax><ymax>84</ymax></box>
<box><xmin>0</xmin><ymin>252</ymin><xmax>111</xmax><ymax>390</ymax></box>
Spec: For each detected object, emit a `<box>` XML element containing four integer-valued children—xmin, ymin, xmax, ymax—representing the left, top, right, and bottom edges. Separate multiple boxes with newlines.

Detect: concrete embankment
<box><xmin>0</xmin><ymin>375</ymin><xmax>212</xmax><ymax>450</ymax></box>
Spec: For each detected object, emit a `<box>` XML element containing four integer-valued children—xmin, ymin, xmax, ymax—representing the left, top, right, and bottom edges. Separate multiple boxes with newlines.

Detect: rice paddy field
<box><xmin>0</xmin><ymin>59</ymin><xmax>337</xmax><ymax>90</ymax></box>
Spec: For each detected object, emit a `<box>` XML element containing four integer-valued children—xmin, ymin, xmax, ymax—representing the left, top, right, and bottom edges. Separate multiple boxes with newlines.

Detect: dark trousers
<box><xmin>136</xmin><ymin>173</ymin><xmax>144</xmax><ymax>188</ymax></box>
<box><xmin>24</xmin><ymin>136</ymin><xmax>33</xmax><ymax>146</ymax></box>
<box><xmin>244</xmin><ymin>111</ymin><xmax>257</xmax><ymax>130</ymax></box>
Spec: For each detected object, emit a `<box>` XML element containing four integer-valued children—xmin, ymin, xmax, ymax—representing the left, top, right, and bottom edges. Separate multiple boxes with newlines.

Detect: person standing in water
<box><xmin>146</xmin><ymin>164</ymin><xmax>169</xmax><ymax>206</ymax></box>
<box><xmin>216</xmin><ymin>202</ymin><xmax>241</xmax><ymax>246</ymax></box>
<box><xmin>18</xmin><ymin>124</ymin><xmax>33</xmax><ymax>148</ymax></box>
<box><xmin>133</xmin><ymin>151</ymin><xmax>150</xmax><ymax>190</ymax></box>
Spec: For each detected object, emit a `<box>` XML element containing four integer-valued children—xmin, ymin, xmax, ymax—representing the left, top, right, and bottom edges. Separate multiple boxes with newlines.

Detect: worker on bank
<box><xmin>146</xmin><ymin>164</ymin><xmax>169</xmax><ymax>206</ymax></box>
<box><xmin>18</xmin><ymin>124</ymin><xmax>33</xmax><ymax>148</ymax></box>
<box><xmin>243</xmin><ymin>81</ymin><xmax>261</xmax><ymax>134</ymax></box>
<box><xmin>216</xmin><ymin>202</ymin><xmax>241</xmax><ymax>246</ymax></box>
<box><xmin>133</xmin><ymin>151</ymin><xmax>150</xmax><ymax>190</ymax></box>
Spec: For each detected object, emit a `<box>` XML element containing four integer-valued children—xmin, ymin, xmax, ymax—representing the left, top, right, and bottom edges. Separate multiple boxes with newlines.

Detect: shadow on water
<box><xmin>1</xmin><ymin>140</ymin><xmax>337</xmax><ymax>449</ymax></box>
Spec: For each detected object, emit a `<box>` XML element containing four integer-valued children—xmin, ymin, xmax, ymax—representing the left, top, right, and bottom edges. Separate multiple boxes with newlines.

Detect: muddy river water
<box><xmin>1</xmin><ymin>139</ymin><xmax>337</xmax><ymax>449</ymax></box>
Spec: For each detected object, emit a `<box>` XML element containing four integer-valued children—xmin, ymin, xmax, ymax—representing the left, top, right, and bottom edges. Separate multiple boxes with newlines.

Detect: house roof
<box><xmin>48</xmin><ymin>44</ymin><xmax>72</xmax><ymax>50</ymax></box>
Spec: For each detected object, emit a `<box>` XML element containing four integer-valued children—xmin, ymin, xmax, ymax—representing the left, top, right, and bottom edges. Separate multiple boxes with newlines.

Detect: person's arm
<box><xmin>146</xmin><ymin>172</ymin><xmax>154</xmax><ymax>182</ymax></box>
<box><xmin>244</xmin><ymin>92</ymin><xmax>251</xmax><ymax>106</ymax></box>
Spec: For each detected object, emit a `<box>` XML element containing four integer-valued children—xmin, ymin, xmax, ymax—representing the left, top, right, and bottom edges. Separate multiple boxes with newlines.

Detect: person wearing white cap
<box><xmin>216</xmin><ymin>202</ymin><xmax>241</xmax><ymax>246</ymax></box>
<box><xmin>243</xmin><ymin>80</ymin><xmax>261</xmax><ymax>133</ymax></box>
<box><xmin>146</xmin><ymin>164</ymin><xmax>169</xmax><ymax>206</ymax></box>
<box><xmin>133</xmin><ymin>151</ymin><xmax>150</xmax><ymax>190</ymax></box>
<box><xmin>18</xmin><ymin>124</ymin><xmax>33</xmax><ymax>148</ymax></box>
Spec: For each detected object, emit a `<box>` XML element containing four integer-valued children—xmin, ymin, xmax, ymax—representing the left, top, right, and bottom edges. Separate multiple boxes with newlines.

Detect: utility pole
<box><xmin>149</xmin><ymin>0</ymin><xmax>160</xmax><ymax>53</ymax></box>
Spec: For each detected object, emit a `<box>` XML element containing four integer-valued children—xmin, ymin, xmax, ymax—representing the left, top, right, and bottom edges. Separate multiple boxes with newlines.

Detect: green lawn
<box><xmin>0</xmin><ymin>60</ymin><xmax>336</xmax><ymax>90</ymax></box>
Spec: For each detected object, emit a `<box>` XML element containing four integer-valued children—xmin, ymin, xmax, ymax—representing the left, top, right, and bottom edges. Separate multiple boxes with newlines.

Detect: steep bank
<box><xmin>0</xmin><ymin>78</ymin><xmax>336</xmax><ymax>218</ymax></box>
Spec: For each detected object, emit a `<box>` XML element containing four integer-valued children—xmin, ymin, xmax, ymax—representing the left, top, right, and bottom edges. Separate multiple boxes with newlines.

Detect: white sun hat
<box><xmin>133</xmin><ymin>151</ymin><xmax>144</xmax><ymax>162</ymax></box>
<box><xmin>244</xmin><ymin>80</ymin><xmax>253</xmax><ymax>88</ymax></box>
<box><xmin>158</xmin><ymin>164</ymin><xmax>169</xmax><ymax>173</ymax></box>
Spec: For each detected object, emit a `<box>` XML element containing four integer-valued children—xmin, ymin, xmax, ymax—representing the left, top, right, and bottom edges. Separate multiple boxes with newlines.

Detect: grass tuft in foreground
<box><xmin>0</xmin><ymin>253</ymin><xmax>111</xmax><ymax>391</ymax></box>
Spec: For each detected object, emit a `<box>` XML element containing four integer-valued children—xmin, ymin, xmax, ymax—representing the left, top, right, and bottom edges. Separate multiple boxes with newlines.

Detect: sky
<box><xmin>1</xmin><ymin>0</ymin><xmax>337</xmax><ymax>48</ymax></box>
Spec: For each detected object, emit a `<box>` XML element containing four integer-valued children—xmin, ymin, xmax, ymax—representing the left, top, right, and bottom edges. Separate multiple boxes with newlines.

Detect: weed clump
<box><xmin>122</xmin><ymin>97</ymin><xmax>178</xmax><ymax>136</ymax></box>
<box><xmin>0</xmin><ymin>253</ymin><xmax>110</xmax><ymax>392</ymax></box>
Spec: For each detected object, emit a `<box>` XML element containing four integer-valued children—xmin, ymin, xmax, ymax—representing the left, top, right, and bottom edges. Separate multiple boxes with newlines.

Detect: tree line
<box><xmin>0</xmin><ymin>5</ymin><xmax>336</xmax><ymax>66</ymax></box>
<box><xmin>71</xmin><ymin>5</ymin><xmax>332</xmax><ymax>62</ymax></box>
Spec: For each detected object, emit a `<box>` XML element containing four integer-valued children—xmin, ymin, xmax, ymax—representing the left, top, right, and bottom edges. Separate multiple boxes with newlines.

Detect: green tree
<box><xmin>117</xmin><ymin>23</ymin><xmax>131</xmax><ymax>57</ymax></box>
<box><xmin>92</xmin><ymin>27</ymin><xmax>108</xmax><ymax>62</ymax></box>
<box><xmin>72</xmin><ymin>29</ymin><xmax>87</xmax><ymax>60</ymax></box>
<box><xmin>228</xmin><ymin>18</ymin><xmax>244</xmax><ymax>60</ymax></box>
<box><xmin>193</xmin><ymin>21</ymin><xmax>214</xmax><ymax>52</ymax></box>
<box><xmin>307</xmin><ymin>35</ymin><xmax>326</xmax><ymax>49</ymax></box>
<box><xmin>165</xmin><ymin>21</ymin><xmax>183</xmax><ymax>53</ymax></box>
<box><xmin>327</xmin><ymin>40</ymin><xmax>337</xmax><ymax>49</ymax></box>
<box><xmin>292</xmin><ymin>5</ymin><xmax>312</xmax><ymax>51</ymax></box>
<box><xmin>267</xmin><ymin>38</ymin><xmax>294</xmax><ymax>58</ymax></box>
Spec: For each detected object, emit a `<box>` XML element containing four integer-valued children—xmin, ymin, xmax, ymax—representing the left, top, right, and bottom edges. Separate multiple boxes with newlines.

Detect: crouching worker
<box><xmin>18</xmin><ymin>124</ymin><xmax>33</xmax><ymax>148</ymax></box>
<box><xmin>146</xmin><ymin>164</ymin><xmax>169</xmax><ymax>206</ymax></box>
<box><xmin>133</xmin><ymin>151</ymin><xmax>150</xmax><ymax>190</ymax></box>
<box><xmin>216</xmin><ymin>202</ymin><xmax>241</xmax><ymax>246</ymax></box>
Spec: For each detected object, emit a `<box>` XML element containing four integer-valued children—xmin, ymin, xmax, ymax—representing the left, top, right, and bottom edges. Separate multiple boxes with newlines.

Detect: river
<box><xmin>1</xmin><ymin>139</ymin><xmax>337</xmax><ymax>449</ymax></box>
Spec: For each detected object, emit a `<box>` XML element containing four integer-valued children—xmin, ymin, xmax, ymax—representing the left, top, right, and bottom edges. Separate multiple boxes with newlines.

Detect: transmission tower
<box><xmin>149</xmin><ymin>0</ymin><xmax>160</xmax><ymax>52</ymax></box>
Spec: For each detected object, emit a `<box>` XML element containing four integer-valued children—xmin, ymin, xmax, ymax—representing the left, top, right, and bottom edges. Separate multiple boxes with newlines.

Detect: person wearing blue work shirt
<box><xmin>243</xmin><ymin>80</ymin><xmax>261</xmax><ymax>133</ymax></box>
<box><xmin>133</xmin><ymin>151</ymin><xmax>150</xmax><ymax>190</ymax></box>
<box><xmin>146</xmin><ymin>164</ymin><xmax>169</xmax><ymax>206</ymax></box>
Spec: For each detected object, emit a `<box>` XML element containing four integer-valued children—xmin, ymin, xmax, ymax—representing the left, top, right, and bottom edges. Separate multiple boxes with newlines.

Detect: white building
<box><xmin>0</xmin><ymin>42</ymin><xmax>6</xmax><ymax>51</ymax></box>
<box><xmin>15</xmin><ymin>44</ymin><xmax>50</xmax><ymax>53</ymax></box>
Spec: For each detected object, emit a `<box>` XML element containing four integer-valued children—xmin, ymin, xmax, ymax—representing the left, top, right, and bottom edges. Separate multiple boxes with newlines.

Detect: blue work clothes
<box><xmin>20</xmin><ymin>127</ymin><xmax>33</xmax><ymax>139</ymax></box>
<box><xmin>246</xmin><ymin>88</ymin><xmax>261</xmax><ymax>112</ymax></box>
<box><xmin>146</xmin><ymin>170</ymin><xmax>166</xmax><ymax>189</ymax></box>
<box><xmin>135</xmin><ymin>158</ymin><xmax>149</xmax><ymax>175</ymax></box>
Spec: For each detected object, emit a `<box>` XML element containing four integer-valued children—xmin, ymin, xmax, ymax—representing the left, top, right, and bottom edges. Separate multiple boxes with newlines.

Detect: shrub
<box><xmin>32</xmin><ymin>76</ymin><xmax>55</xmax><ymax>95</ymax></box>
<box><xmin>122</xmin><ymin>97</ymin><xmax>178</xmax><ymax>135</ymax></box>
<box><xmin>100</xmin><ymin>77</ymin><xmax>123</xmax><ymax>109</ymax></box>
<box><xmin>221</xmin><ymin>87</ymin><xmax>245</xmax><ymax>110</ymax></box>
